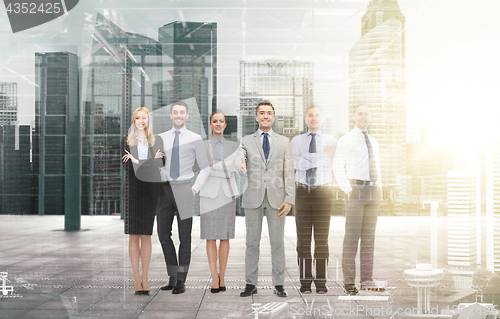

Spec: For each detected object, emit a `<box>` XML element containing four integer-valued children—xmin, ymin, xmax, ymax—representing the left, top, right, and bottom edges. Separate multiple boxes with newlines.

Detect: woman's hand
<box><xmin>154</xmin><ymin>149</ymin><xmax>164</xmax><ymax>159</ymax></box>
<box><xmin>122</xmin><ymin>150</ymin><xmax>139</xmax><ymax>164</ymax></box>
<box><xmin>240</xmin><ymin>157</ymin><xmax>247</xmax><ymax>174</ymax></box>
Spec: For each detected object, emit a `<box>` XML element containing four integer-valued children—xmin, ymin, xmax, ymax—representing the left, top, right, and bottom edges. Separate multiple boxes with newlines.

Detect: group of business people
<box><xmin>121</xmin><ymin>100</ymin><xmax>383</xmax><ymax>297</ymax></box>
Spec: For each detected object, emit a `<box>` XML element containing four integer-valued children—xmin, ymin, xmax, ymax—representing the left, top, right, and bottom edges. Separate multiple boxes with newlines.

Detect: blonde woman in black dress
<box><xmin>199</xmin><ymin>111</ymin><xmax>246</xmax><ymax>293</ymax></box>
<box><xmin>121</xmin><ymin>107</ymin><xmax>164</xmax><ymax>295</ymax></box>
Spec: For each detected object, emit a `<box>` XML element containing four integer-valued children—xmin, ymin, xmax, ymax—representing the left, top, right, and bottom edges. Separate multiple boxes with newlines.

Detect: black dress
<box><xmin>121</xmin><ymin>136</ymin><xmax>164</xmax><ymax>235</ymax></box>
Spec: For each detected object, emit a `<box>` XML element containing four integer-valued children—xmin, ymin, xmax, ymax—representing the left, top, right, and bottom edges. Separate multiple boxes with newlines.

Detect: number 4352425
<box><xmin>5</xmin><ymin>2</ymin><xmax>62</xmax><ymax>14</ymax></box>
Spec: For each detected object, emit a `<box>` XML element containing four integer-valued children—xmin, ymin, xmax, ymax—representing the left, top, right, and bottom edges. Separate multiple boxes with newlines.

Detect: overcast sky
<box><xmin>1</xmin><ymin>0</ymin><xmax>499</xmax><ymax>150</ymax></box>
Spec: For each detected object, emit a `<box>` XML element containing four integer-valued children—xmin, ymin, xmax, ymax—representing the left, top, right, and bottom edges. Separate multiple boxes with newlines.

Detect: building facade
<box><xmin>158</xmin><ymin>21</ymin><xmax>217</xmax><ymax>133</ymax></box>
<box><xmin>447</xmin><ymin>168</ymin><xmax>481</xmax><ymax>269</ymax></box>
<box><xmin>0</xmin><ymin>124</ymin><xmax>33</xmax><ymax>214</ymax></box>
<box><xmin>0</xmin><ymin>82</ymin><xmax>17</xmax><ymax>125</ymax></box>
<box><xmin>34</xmin><ymin>52</ymin><xmax>80</xmax><ymax>226</ymax></box>
<box><xmin>239</xmin><ymin>60</ymin><xmax>313</xmax><ymax>139</ymax></box>
<box><xmin>486</xmin><ymin>137</ymin><xmax>500</xmax><ymax>273</ymax></box>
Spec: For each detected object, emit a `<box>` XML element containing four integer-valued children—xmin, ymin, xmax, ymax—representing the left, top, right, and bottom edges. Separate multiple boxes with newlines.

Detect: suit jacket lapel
<box><xmin>130</xmin><ymin>145</ymin><xmax>139</xmax><ymax>160</ymax></box>
<box><xmin>253</xmin><ymin>132</ymin><xmax>266</xmax><ymax>162</ymax></box>
<box><xmin>207</xmin><ymin>140</ymin><xmax>219</xmax><ymax>162</ymax></box>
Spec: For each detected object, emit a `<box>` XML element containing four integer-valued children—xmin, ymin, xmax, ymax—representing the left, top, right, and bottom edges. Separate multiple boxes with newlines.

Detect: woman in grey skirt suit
<box><xmin>199</xmin><ymin>111</ymin><xmax>246</xmax><ymax>293</ymax></box>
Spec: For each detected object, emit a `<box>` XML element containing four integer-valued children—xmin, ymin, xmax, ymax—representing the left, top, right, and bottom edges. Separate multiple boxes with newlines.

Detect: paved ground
<box><xmin>0</xmin><ymin>215</ymin><xmax>474</xmax><ymax>318</ymax></box>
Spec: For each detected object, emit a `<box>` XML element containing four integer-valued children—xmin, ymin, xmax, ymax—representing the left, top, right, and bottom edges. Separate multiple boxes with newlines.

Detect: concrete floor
<box><xmin>0</xmin><ymin>215</ymin><xmax>473</xmax><ymax>318</ymax></box>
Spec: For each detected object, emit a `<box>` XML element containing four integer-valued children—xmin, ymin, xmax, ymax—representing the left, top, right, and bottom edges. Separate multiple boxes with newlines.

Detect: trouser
<box><xmin>157</xmin><ymin>181</ymin><xmax>193</xmax><ymax>282</ymax></box>
<box><xmin>295</xmin><ymin>184</ymin><xmax>333</xmax><ymax>288</ymax></box>
<box><xmin>342</xmin><ymin>184</ymin><xmax>381</xmax><ymax>285</ymax></box>
<box><xmin>244</xmin><ymin>195</ymin><xmax>286</xmax><ymax>286</ymax></box>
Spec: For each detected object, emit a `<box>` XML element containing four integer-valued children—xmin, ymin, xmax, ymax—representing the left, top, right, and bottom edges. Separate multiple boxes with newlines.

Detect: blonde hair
<box><xmin>127</xmin><ymin>107</ymin><xmax>155</xmax><ymax>147</ymax></box>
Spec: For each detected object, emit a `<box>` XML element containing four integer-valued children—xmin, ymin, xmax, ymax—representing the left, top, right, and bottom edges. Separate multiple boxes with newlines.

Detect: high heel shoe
<box><xmin>211</xmin><ymin>275</ymin><xmax>220</xmax><ymax>293</ymax></box>
<box><xmin>210</xmin><ymin>287</ymin><xmax>220</xmax><ymax>293</ymax></box>
<box><xmin>135</xmin><ymin>282</ymin><xmax>143</xmax><ymax>295</ymax></box>
<box><xmin>218</xmin><ymin>275</ymin><xmax>226</xmax><ymax>292</ymax></box>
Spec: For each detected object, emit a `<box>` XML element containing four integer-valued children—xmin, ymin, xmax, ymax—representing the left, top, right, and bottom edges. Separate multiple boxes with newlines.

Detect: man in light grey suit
<box><xmin>239</xmin><ymin>101</ymin><xmax>295</xmax><ymax>298</ymax></box>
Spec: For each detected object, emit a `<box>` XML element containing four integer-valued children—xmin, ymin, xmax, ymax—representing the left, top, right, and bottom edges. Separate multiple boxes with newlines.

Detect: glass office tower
<box><xmin>0</xmin><ymin>82</ymin><xmax>18</xmax><ymax>124</ymax></box>
<box><xmin>34</xmin><ymin>52</ymin><xmax>80</xmax><ymax>223</ymax></box>
<box><xmin>239</xmin><ymin>60</ymin><xmax>313</xmax><ymax>139</ymax></box>
<box><xmin>158</xmin><ymin>21</ymin><xmax>217</xmax><ymax>133</ymax></box>
<box><xmin>0</xmin><ymin>124</ymin><xmax>32</xmax><ymax>214</ymax></box>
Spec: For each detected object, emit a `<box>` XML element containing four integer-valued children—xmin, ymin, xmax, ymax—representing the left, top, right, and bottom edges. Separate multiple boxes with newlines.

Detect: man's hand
<box><xmin>240</xmin><ymin>157</ymin><xmax>247</xmax><ymax>174</ymax></box>
<box><xmin>192</xmin><ymin>188</ymin><xmax>196</xmax><ymax>195</ymax></box>
<box><xmin>278</xmin><ymin>202</ymin><xmax>292</xmax><ymax>218</ymax></box>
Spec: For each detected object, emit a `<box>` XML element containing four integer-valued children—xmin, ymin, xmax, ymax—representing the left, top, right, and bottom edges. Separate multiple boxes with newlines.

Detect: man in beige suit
<box><xmin>239</xmin><ymin>101</ymin><xmax>295</xmax><ymax>298</ymax></box>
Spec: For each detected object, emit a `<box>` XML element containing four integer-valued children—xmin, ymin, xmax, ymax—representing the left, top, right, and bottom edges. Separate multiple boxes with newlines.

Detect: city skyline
<box><xmin>0</xmin><ymin>1</ymin><xmax>498</xmax><ymax>151</ymax></box>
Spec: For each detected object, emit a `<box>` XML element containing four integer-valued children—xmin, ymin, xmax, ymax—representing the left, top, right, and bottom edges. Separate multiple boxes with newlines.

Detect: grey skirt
<box><xmin>200</xmin><ymin>189</ymin><xmax>236</xmax><ymax>240</ymax></box>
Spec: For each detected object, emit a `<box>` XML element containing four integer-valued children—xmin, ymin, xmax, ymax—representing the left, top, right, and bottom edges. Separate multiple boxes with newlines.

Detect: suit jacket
<box><xmin>240</xmin><ymin>131</ymin><xmax>295</xmax><ymax>209</ymax></box>
<box><xmin>121</xmin><ymin>135</ymin><xmax>164</xmax><ymax>183</ymax></box>
<box><xmin>199</xmin><ymin>139</ymin><xmax>241</xmax><ymax>199</ymax></box>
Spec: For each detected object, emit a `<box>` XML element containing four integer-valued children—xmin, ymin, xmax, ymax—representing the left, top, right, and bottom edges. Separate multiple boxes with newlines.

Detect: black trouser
<box><xmin>342</xmin><ymin>184</ymin><xmax>381</xmax><ymax>285</ymax></box>
<box><xmin>295</xmin><ymin>184</ymin><xmax>333</xmax><ymax>288</ymax></box>
<box><xmin>157</xmin><ymin>181</ymin><xmax>193</xmax><ymax>282</ymax></box>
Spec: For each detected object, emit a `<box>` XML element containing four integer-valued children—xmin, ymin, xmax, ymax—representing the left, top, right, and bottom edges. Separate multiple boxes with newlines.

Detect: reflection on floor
<box><xmin>0</xmin><ymin>215</ymin><xmax>496</xmax><ymax>318</ymax></box>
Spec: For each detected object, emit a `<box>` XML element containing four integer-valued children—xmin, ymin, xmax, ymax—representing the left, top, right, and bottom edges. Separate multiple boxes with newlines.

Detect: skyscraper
<box><xmin>349</xmin><ymin>0</ymin><xmax>406</xmax><ymax>214</ymax></box>
<box><xmin>239</xmin><ymin>60</ymin><xmax>314</xmax><ymax>139</ymax></box>
<box><xmin>486</xmin><ymin>137</ymin><xmax>500</xmax><ymax>273</ymax></box>
<box><xmin>34</xmin><ymin>52</ymin><xmax>81</xmax><ymax>229</ymax></box>
<box><xmin>0</xmin><ymin>124</ymin><xmax>32</xmax><ymax>214</ymax></box>
<box><xmin>447</xmin><ymin>168</ymin><xmax>481</xmax><ymax>269</ymax></box>
<box><xmin>0</xmin><ymin>82</ymin><xmax>17</xmax><ymax>124</ymax></box>
<box><xmin>158</xmin><ymin>21</ymin><xmax>217</xmax><ymax>133</ymax></box>
<box><xmin>82</xmin><ymin>13</ymin><xmax>162</xmax><ymax>215</ymax></box>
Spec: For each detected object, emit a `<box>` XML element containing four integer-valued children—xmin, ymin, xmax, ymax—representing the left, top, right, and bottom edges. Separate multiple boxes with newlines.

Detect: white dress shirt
<box><xmin>291</xmin><ymin>130</ymin><xmax>336</xmax><ymax>186</ymax></box>
<box><xmin>135</xmin><ymin>133</ymin><xmax>148</xmax><ymax>160</ymax></box>
<box><xmin>333</xmin><ymin>126</ymin><xmax>382</xmax><ymax>194</ymax></box>
<box><xmin>159</xmin><ymin>126</ymin><xmax>210</xmax><ymax>193</ymax></box>
<box><xmin>257</xmin><ymin>128</ymin><xmax>273</xmax><ymax>147</ymax></box>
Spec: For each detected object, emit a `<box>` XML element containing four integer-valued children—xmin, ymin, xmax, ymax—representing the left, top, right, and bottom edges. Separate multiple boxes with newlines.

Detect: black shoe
<box><xmin>299</xmin><ymin>286</ymin><xmax>311</xmax><ymax>294</ymax></box>
<box><xmin>134</xmin><ymin>290</ymin><xmax>141</xmax><ymax>295</ymax></box>
<box><xmin>172</xmin><ymin>280</ymin><xmax>185</xmax><ymax>294</ymax></box>
<box><xmin>140</xmin><ymin>290</ymin><xmax>150</xmax><ymax>295</ymax></box>
<box><xmin>210</xmin><ymin>287</ymin><xmax>220</xmax><ymax>293</ymax></box>
<box><xmin>240</xmin><ymin>284</ymin><xmax>257</xmax><ymax>297</ymax></box>
<box><xmin>316</xmin><ymin>286</ymin><xmax>328</xmax><ymax>294</ymax></box>
<box><xmin>160</xmin><ymin>276</ymin><xmax>177</xmax><ymax>291</ymax></box>
<box><xmin>344</xmin><ymin>284</ymin><xmax>358</xmax><ymax>296</ymax></box>
<box><xmin>274</xmin><ymin>285</ymin><xmax>288</xmax><ymax>297</ymax></box>
<box><xmin>218</xmin><ymin>276</ymin><xmax>226</xmax><ymax>292</ymax></box>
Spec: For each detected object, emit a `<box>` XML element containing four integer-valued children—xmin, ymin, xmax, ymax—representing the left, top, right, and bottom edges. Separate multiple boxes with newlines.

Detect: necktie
<box><xmin>262</xmin><ymin>132</ymin><xmax>270</xmax><ymax>160</ymax></box>
<box><xmin>362</xmin><ymin>131</ymin><xmax>378</xmax><ymax>183</ymax></box>
<box><xmin>170</xmin><ymin>131</ymin><xmax>181</xmax><ymax>180</ymax></box>
<box><xmin>306</xmin><ymin>133</ymin><xmax>317</xmax><ymax>185</ymax></box>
